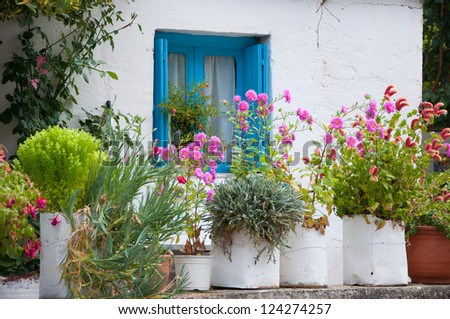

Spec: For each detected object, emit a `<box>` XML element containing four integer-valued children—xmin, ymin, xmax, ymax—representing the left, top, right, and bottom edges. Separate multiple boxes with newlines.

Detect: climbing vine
<box><xmin>0</xmin><ymin>1</ymin><xmax>138</xmax><ymax>142</ymax></box>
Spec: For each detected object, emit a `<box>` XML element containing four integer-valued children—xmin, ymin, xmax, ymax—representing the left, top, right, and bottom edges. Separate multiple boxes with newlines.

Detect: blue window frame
<box><xmin>153</xmin><ymin>32</ymin><xmax>268</xmax><ymax>172</ymax></box>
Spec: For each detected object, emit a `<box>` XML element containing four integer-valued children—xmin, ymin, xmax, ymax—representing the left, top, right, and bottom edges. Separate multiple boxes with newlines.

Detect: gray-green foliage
<box><xmin>205</xmin><ymin>174</ymin><xmax>304</xmax><ymax>263</ymax></box>
<box><xmin>62</xmin><ymin>110</ymin><xmax>189</xmax><ymax>298</ymax></box>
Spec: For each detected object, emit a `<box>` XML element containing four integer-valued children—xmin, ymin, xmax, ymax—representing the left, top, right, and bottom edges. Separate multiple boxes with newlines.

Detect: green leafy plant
<box><xmin>205</xmin><ymin>174</ymin><xmax>304</xmax><ymax>263</ymax></box>
<box><xmin>61</xmin><ymin>110</ymin><xmax>190</xmax><ymax>298</ymax></box>
<box><xmin>0</xmin><ymin>145</ymin><xmax>46</xmax><ymax>275</ymax></box>
<box><xmin>0</xmin><ymin>1</ymin><xmax>137</xmax><ymax>142</ymax></box>
<box><xmin>158</xmin><ymin>82</ymin><xmax>221</xmax><ymax>146</ymax></box>
<box><xmin>328</xmin><ymin>85</ymin><xmax>449</xmax><ymax>224</ymax></box>
<box><xmin>406</xmin><ymin>170</ymin><xmax>450</xmax><ymax>239</ymax></box>
<box><xmin>16</xmin><ymin>126</ymin><xmax>101</xmax><ymax>212</ymax></box>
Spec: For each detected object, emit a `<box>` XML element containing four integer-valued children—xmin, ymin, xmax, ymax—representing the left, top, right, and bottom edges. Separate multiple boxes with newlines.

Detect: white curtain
<box><xmin>168</xmin><ymin>53</ymin><xmax>186</xmax><ymax>87</ymax></box>
<box><xmin>204</xmin><ymin>56</ymin><xmax>235</xmax><ymax>162</ymax></box>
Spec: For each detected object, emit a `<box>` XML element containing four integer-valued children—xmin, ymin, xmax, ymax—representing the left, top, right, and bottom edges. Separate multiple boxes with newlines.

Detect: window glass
<box><xmin>168</xmin><ymin>53</ymin><xmax>186</xmax><ymax>87</ymax></box>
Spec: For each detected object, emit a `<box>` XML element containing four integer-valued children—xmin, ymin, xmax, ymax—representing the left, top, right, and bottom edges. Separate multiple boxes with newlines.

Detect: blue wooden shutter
<box><xmin>244</xmin><ymin>44</ymin><xmax>269</xmax><ymax>163</ymax></box>
<box><xmin>153</xmin><ymin>38</ymin><xmax>169</xmax><ymax>148</ymax></box>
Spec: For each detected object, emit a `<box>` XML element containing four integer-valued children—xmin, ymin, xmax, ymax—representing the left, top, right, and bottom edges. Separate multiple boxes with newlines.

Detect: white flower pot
<box><xmin>0</xmin><ymin>275</ymin><xmax>39</xmax><ymax>299</ymax></box>
<box><xmin>39</xmin><ymin>213</ymin><xmax>71</xmax><ymax>298</ymax></box>
<box><xmin>280</xmin><ymin>225</ymin><xmax>328</xmax><ymax>287</ymax></box>
<box><xmin>343</xmin><ymin>215</ymin><xmax>408</xmax><ymax>286</ymax></box>
<box><xmin>210</xmin><ymin>231</ymin><xmax>280</xmax><ymax>288</ymax></box>
<box><xmin>173</xmin><ymin>255</ymin><xmax>213</xmax><ymax>290</ymax></box>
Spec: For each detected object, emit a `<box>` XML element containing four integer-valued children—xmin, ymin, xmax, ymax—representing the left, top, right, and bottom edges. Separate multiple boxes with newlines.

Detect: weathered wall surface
<box><xmin>0</xmin><ymin>0</ymin><xmax>423</xmax><ymax>284</ymax></box>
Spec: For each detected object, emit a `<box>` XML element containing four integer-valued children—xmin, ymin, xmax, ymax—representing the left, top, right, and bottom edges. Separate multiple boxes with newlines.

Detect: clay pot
<box><xmin>155</xmin><ymin>254</ymin><xmax>173</xmax><ymax>291</ymax></box>
<box><xmin>407</xmin><ymin>226</ymin><xmax>450</xmax><ymax>284</ymax></box>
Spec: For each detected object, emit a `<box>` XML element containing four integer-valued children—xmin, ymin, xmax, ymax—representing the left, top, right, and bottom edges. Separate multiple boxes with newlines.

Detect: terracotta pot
<box><xmin>407</xmin><ymin>226</ymin><xmax>450</xmax><ymax>284</ymax></box>
<box><xmin>156</xmin><ymin>254</ymin><xmax>173</xmax><ymax>291</ymax></box>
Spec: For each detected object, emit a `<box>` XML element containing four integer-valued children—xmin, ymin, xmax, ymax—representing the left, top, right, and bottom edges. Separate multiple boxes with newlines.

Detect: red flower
<box><xmin>35</xmin><ymin>196</ymin><xmax>47</xmax><ymax>209</ymax></box>
<box><xmin>24</xmin><ymin>240</ymin><xmax>40</xmax><ymax>259</ymax></box>
<box><xmin>50</xmin><ymin>214</ymin><xmax>61</xmax><ymax>226</ymax></box>
<box><xmin>23</xmin><ymin>203</ymin><xmax>38</xmax><ymax>219</ymax></box>
<box><xmin>7</xmin><ymin>198</ymin><xmax>16</xmax><ymax>208</ymax></box>
<box><xmin>177</xmin><ymin>176</ymin><xmax>187</xmax><ymax>184</ymax></box>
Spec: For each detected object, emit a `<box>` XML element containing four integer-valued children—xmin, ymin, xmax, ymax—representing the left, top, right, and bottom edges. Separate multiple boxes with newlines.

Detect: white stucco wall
<box><xmin>0</xmin><ymin>0</ymin><xmax>423</xmax><ymax>285</ymax></box>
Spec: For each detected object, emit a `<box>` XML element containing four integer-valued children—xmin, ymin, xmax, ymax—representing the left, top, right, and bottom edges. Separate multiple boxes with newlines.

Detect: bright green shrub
<box><xmin>17</xmin><ymin>126</ymin><xmax>100</xmax><ymax>211</ymax></box>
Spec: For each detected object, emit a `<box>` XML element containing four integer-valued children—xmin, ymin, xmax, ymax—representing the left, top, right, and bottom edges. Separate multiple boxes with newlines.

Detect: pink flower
<box><xmin>177</xmin><ymin>176</ymin><xmax>187</xmax><ymax>184</ymax></box>
<box><xmin>377</xmin><ymin>127</ymin><xmax>385</xmax><ymax>139</ymax></box>
<box><xmin>297</xmin><ymin>108</ymin><xmax>310</xmax><ymax>121</ymax></box>
<box><xmin>268</xmin><ymin>103</ymin><xmax>274</xmax><ymax>113</ymax></box>
<box><xmin>283</xmin><ymin>89</ymin><xmax>291</xmax><ymax>103</ymax></box>
<box><xmin>192</xmin><ymin>150</ymin><xmax>202</xmax><ymax>161</ymax></box>
<box><xmin>341</xmin><ymin>105</ymin><xmax>348</xmax><ymax>114</ymax></box>
<box><xmin>30</xmin><ymin>78</ymin><xmax>39</xmax><ymax>90</ymax></box>
<box><xmin>209</xmin><ymin>136</ymin><xmax>221</xmax><ymax>147</ymax></box>
<box><xmin>240</xmin><ymin>120</ymin><xmax>249</xmax><ymax>132</ymax></box>
<box><xmin>257</xmin><ymin>93</ymin><xmax>268</xmax><ymax>105</ymax></box>
<box><xmin>445</xmin><ymin>143</ymin><xmax>450</xmax><ymax>158</ymax></box>
<box><xmin>50</xmin><ymin>214</ymin><xmax>61</xmax><ymax>226</ymax></box>
<box><xmin>153</xmin><ymin>146</ymin><xmax>162</xmax><ymax>156</ymax></box>
<box><xmin>245</xmin><ymin>89</ymin><xmax>258</xmax><ymax>102</ymax></box>
<box><xmin>233</xmin><ymin>95</ymin><xmax>241</xmax><ymax>103</ymax></box>
<box><xmin>207</xmin><ymin>189</ymin><xmax>215</xmax><ymax>202</ymax></box>
<box><xmin>7</xmin><ymin>198</ymin><xmax>16</xmax><ymax>208</ymax></box>
<box><xmin>238</xmin><ymin>101</ymin><xmax>249</xmax><ymax>112</ymax></box>
<box><xmin>203</xmin><ymin>172</ymin><xmax>214</xmax><ymax>185</ymax></box>
<box><xmin>355</xmin><ymin>130</ymin><xmax>364</xmax><ymax>141</ymax></box>
<box><xmin>209</xmin><ymin>160</ymin><xmax>218</xmax><ymax>170</ymax></box>
<box><xmin>24</xmin><ymin>240</ymin><xmax>40</xmax><ymax>259</ymax></box>
<box><xmin>161</xmin><ymin>145</ymin><xmax>176</xmax><ymax>161</ymax></box>
<box><xmin>365</xmin><ymin>107</ymin><xmax>376</xmax><ymax>120</ymax></box>
<box><xmin>383</xmin><ymin>101</ymin><xmax>396</xmax><ymax>114</ymax></box>
<box><xmin>208</xmin><ymin>145</ymin><xmax>218</xmax><ymax>154</ymax></box>
<box><xmin>324</xmin><ymin>133</ymin><xmax>334</xmax><ymax>145</ymax></box>
<box><xmin>359</xmin><ymin>148</ymin><xmax>365</xmax><ymax>158</ymax></box>
<box><xmin>346</xmin><ymin>136</ymin><xmax>357</xmax><ymax>148</ymax></box>
<box><xmin>307</xmin><ymin>115</ymin><xmax>314</xmax><ymax>125</ymax></box>
<box><xmin>278</xmin><ymin>124</ymin><xmax>289</xmax><ymax>135</ymax></box>
<box><xmin>194</xmin><ymin>168</ymin><xmax>204</xmax><ymax>179</ymax></box>
<box><xmin>179</xmin><ymin>147</ymin><xmax>189</xmax><ymax>160</ymax></box>
<box><xmin>23</xmin><ymin>203</ymin><xmax>38</xmax><ymax>219</ymax></box>
<box><xmin>281</xmin><ymin>136</ymin><xmax>293</xmax><ymax>146</ymax></box>
<box><xmin>330</xmin><ymin>117</ymin><xmax>344</xmax><ymax>129</ymax></box>
<box><xmin>35</xmin><ymin>196</ymin><xmax>47</xmax><ymax>209</ymax></box>
<box><xmin>36</xmin><ymin>55</ymin><xmax>48</xmax><ymax>75</ymax></box>
<box><xmin>195</xmin><ymin>132</ymin><xmax>207</xmax><ymax>147</ymax></box>
<box><xmin>356</xmin><ymin>142</ymin><xmax>364</xmax><ymax>150</ymax></box>
<box><xmin>366</xmin><ymin>119</ymin><xmax>377</xmax><ymax>133</ymax></box>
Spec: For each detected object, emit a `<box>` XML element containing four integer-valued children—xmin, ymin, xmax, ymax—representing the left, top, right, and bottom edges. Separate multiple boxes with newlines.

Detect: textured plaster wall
<box><xmin>0</xmin><ymin>0</ymin><xmax>423</xmax><ymax>284</ymax></box>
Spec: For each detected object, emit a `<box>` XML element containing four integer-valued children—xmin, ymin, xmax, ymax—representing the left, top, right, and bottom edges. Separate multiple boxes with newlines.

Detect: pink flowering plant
<box><xmin>0</xmin><ymin>146</ymin><xmax>46</xmax><ymax>275</ymax></box>
<box><xmin>327</xmin><ymin>85</ymin><xmax>450</xmax><ymax>224</ymax></box>
<box><xmin>227</xmin><ymin>90</ymin><xmax>332</xmax><ymax>232</ymax></box>
<box><xmin>157</xmin><ymin>132</ymin><xmax>222</xmax><ymax>255</ymax></box>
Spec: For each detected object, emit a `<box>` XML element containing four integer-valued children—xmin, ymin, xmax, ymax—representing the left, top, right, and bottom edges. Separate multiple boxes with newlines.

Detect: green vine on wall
<box><xmin>423</xmin><ymin>0</ymin><xmax>450</xmax><ymax>129</ymax></box>
<box><xmin>0</xmin><ymin>1</ymin><xmax>139</xmax><ymax>142</ymax></box>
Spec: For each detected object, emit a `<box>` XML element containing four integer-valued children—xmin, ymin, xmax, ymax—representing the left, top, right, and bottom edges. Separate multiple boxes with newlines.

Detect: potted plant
<box><xmin>226</xmin><ymin>89</ymin><xmax>331</xmax><ymax>287</ymax></box>
<box><xmin>159</xmin><ymin>131</ymin><xmax>222</xmax><ymax>291</ymax></box>
<box><xmin>205</xmin><ymin>173</ymin><xmax>303</xmax><ymax>288</ymax></box>
<box><xmin>16</xmin><ymin>126</ymin><xmax>101</xmax><ymax>298</ymax></box>
<box><xmin>406</xmin><ymin>170</ymin><xmax>450</xmax><ymax>284</ymax></box>
<box><xmin>158</xmin><ymin>81</ymin><xmax>221</xmax><ymax>146</ymax></box>
<box><xmin>59</xmin><ymin>110</ymin><xmax>191</xmax><ymax>298</ymax></box>
<box><xmin>328</xmin><ymin>85</ymin><xmax>449</xmax><ymax>285</ymax></box>
<box><xmin>0</xmin><ymin>146</ymin><xmax>46</xmax><ymax>298</ymax></box>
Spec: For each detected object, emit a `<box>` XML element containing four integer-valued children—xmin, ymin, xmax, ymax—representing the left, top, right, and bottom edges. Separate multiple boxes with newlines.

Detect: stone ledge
<box><xmin>174</xmin><ymin>285</ymin><xmax>450</xmax><ymax>299</ymax></box>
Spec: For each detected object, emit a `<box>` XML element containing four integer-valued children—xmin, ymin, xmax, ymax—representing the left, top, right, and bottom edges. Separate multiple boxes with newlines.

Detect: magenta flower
<box><xmin>356</xmin><ymin>142</ymin><xmax>364</xmax><ymax>150</ymax></box>
<box><xmin>36</xmin><ymin>55</ymin><xmax>48</xmax><ymax>75</ymax></box>
<box><xmin>209</xmin><ymin>136</ymin><xmax>221</xmax><ymax>148</ymax></box>
<box><xmin>30</xmin><ymin>78</ymin><xmax>39</xmax><ymax>91</ymax></box>
<box><xmin>35</xmin><ymin>196</ymin><xmax>47</xmax><ymax>209</ymax></box>
<box><xmin>50</xmin><ymin>214</ymin><xmax>61</xmax><ymax>226</ymax></box>
<box><xmin>233</xmin><ymin>95</ymin><xmax>241</xmax><ymax>103</ymax></box>
<box><xmin>161</xmin><ymin>145</ymin><xmax>176</xmax><ymax>161</ymax></box>
<box><xmin>377</xmin><ymin>127</ymin><xmax>385</xmax><ymax>139</ymax></box>
<box><xmin>195</xmin><ymin>132</ymin><xmax>207</xmax><ymax>147</ymax></box>
<box><xmin>209</xmin><ymin>160</ymin><xmax>218</xmax><ymax>170</ymax></box>
<box><xmin>324</xmin><ymin>133</ymin><xmax>334</xmax><ymax>145</ymax></box>
<box><xmin>238</xmin><ymin>101</ymin><xmax>249</xmax><ymax>112</ymax></box>
<box><xmin>346</xmin><ymin>136</ymin><xmax>357</xmax><ymax>148</ymax></box>
<box><xmin>179</xmin><ymin>147</ymin><xmax>189</xmax><ymax>160</ymax></box>
<box><xmin>177</xmin><ymin>176</ymin><xmax>187</xmax><ymax>184</ymax></box>
<box><xmin>383</xmin><ymin>101</ymin><xmax>396</xmax><ymax>114</ymax></box>
<box><xmin>23</xmin><ymin>203</ymin><xmax>38</xmax><ymax>219</ymax></box>
<box><xmin>194</xmin><ymin>168</ymin><xmax>204</xmax><ymax>179</ymax></box>
<box><xmin>341</xmin><ymin>105</ymin><xmax>348</xmax><ymax>114</ymax></box>
<box><xmin>297</xmin><ymin>108</ymin><xmax>310</xmax><ymax>121</ymax></box>
<box><xmin>257</xmin><ymin>93</ymin><xmax>268</xmax><ymax>105</ymax></box>
<box><xmin>366</xmin><ymin>119</ymin><xmax>377</xmax><ymax>133</ymax></box>
<box><xmin>307</xmin><ymin>115</ymin><xmax>314</xmax><ymax>125</ymax></box>
<box><xmin>283</xmin><ymin>89</ymin><xmax>291</xmax><ymax>103</ymax></box>
<box><xmin>281</xmin><ymin>136</ymin><xmax>293</xmax><ymax>146</ymax></box>
<box><xmin>359</xmin><ymin>149</ymin><xmax>365</xmax><ymax>158</ymax></box>
<box><xmin>208</xmin><ymin>145</ymin><xmax>218</xmax><ymax>154</ymax></box>
<box><xmin>207</xmin><ymin>189</ymin><xmax>215</xmax><ymax>202</ymax></box>
<box><xmin>7</xmin><ymin>198</ymin><xmax>16</xmax><ymax>208</ymax></box>
<box><xmin>245</xmin><ymin>89</ymin><xmax>258</xmax><ymax>102</ymax></box>
<box><xmin>192</xmin><ymin>150</ymin><xmax>202</xmax><ymax>161</ymax></box>
<box><xmin>365</xmin><ymin>107</ymin><xmax>376</xmax><ymax>120</ymax></box>
<box><xmin>203</xmin><ymin>172</ymin><xmax>214</xmax><ymax>185</ymax></box>
<box><xmin>24</xmin><ymin>240</ymin><xmax>40</xmax><ymax>259</ymax></box>
<box><xmin>355</xmin><ymin>130</ymin><xmax>364</xmax><ymax>141</ymax></box>
<box><xmin>240</xmin><ymin>120</ymin><xmax>249</xmax><ymax>132</ymax></box>
<box><xmin>279</xmin><ymin>124</ymin><xmax>289</xmax><ymax>135</ymax></box>
<box><xmin>330</xmin><ymin>117</ymin><xmax>344</xmax><ymax>129</ymax></box>
<box><xmin>269</xmin><ymin>103</ymin><xmax>274</xmax><ymax>113</ymax></box>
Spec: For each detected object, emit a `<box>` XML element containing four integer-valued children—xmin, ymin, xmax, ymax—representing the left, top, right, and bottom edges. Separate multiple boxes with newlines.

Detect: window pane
<box><xmin>168</xmin><ymin>53</ymin><xmax>186</xmax><ymax>87</ymax></box>
<box><xmin>204</xmin><ymin>56</ymin><xmax>235</xmax><ymax>163</ymax></box>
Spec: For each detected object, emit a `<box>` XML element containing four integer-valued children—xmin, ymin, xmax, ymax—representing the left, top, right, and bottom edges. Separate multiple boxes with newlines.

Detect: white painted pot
<box><xmin>39</xmin><ymin>213</ymin><xmax>71</xmax><ymax>298</ymax></box>
<box><xmin>173</xmin><ymin>255</ymin><xmax>213</xmax><ymax>290</ymax></box>
<box><xmin>343</xmin><ymin>215</ymin><xmax>408</xmax><ymax>286</ymax></box>
<box><xmin>280</xmin><ymin>225</ymin><xmax>328</xmax><ymax>287</ymax></box>
<box><xmin>0</xmin><ymin>275</ymin><xmax>39</xmax><ymax>299</ymax></box>
<box><xmin>210</xmin><ymin>231</ymin><xmax>280</xmax><ymax>289</ymax></box>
